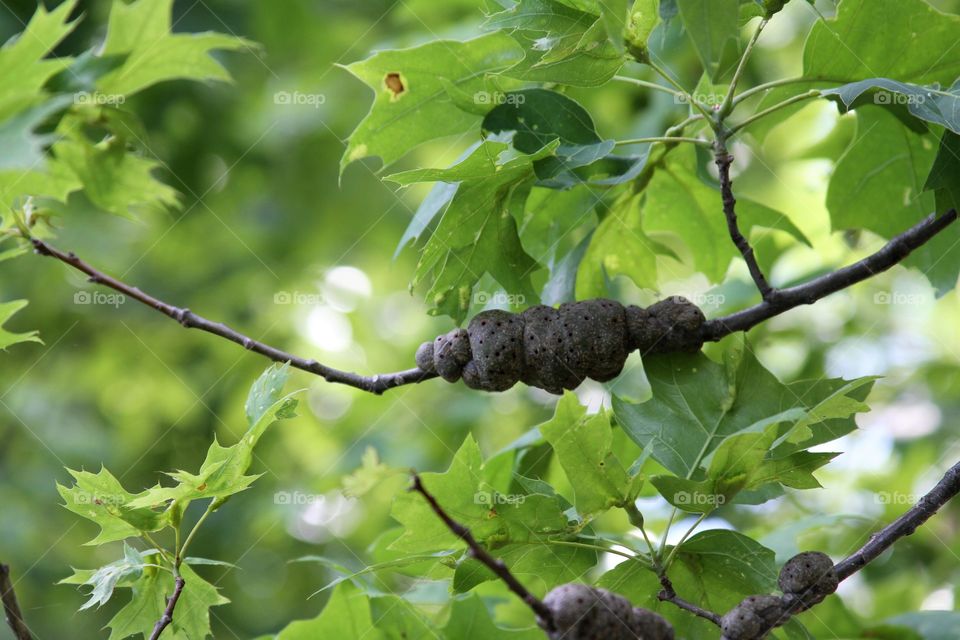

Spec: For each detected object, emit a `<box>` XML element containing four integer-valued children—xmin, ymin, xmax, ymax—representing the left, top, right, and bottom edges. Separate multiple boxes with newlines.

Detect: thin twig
<box><xmin>0</xmin><ymin>564</ymin><xmax>31</xmax><ymax>640</ymax></box>
<box><xmin>30</xmin><ymin>238</ymin><xmax>437</xmax><ymax>395</ymax></box>
<box><xmin>408</xmin><ymin>474</ymin><xmax>556</xmax><ymax>631</ymax></box>
<box><xmin>718</xmin><ymin>18</ymin><xmax>767</xmax><ymax>119</ymax></box>
<box><xmin>714</xmin><ymin>140</ymin><xmax>775</xmax><ymax>299</ymax></box>
<box><xmin>835</xmin><ymin>458</ymin><xmax>960</xmax><ymax>580</ymax></box>
<box><xmin>148</xmin><ymin>575</ymin><xmax>185</xmax><ymax>640</ymax></box>
<box><xmin>657</xmin><ymin>574</ymin><xmax>722</xmax><ymax>626</ymax></box>
<box><xmin>702</xmin><ymin>210</ymin><xmax>959</xmax><ymax>341</ymax></box>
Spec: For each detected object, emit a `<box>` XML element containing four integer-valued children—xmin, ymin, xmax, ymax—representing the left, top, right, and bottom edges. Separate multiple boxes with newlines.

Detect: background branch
<box><xmin>409</xmin><ymin>473</ymin><xmax>556</xmax><ymax>631</ymax></box>
<box><xmin>0</xmin><ymin>564</ymin><xmax>32</xmax><ymax>640</ymax></box>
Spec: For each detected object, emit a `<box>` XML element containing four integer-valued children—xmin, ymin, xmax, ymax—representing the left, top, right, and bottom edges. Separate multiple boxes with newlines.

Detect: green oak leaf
<box><xmin>0</xmin><ymin>300</ymin><xmax>41</xmax><ymax>350</ymax></box>
<box><xmin>442</xmin><ymin>593</ymin><xmax>545</xmax><ymax>639</ymax></box>
<box><xmin>576</xmin><ymin>191</ymin><xmax>661</xmax><ymax>298</ymax></box>
<box><xmin>826</xmin><ymin>107</ymin><xmax>959</xmax><ymax>293</ymax></box>
<box><xmin>0</xmin><ymin>0</ymin><xmax>78</xmax><ymax>121</ymax></box>
<box><xmin>389</xmin><ymin>436</ymin><xmax>570</xmax><ymax>553</ymax></box>
<box><xmin>651</xmin><ymin>426</ymin><xmax>838</xmax><ymax>512</ymax></box>
<box><xmin>482</xmin><ymin>88</ymin><xmax>616</xmax><ymax>186</ymax></box>
<box><xmin>613</xmin><ymin>337</ymin><xmax>874</xmax><ymax>478</ymax></box>
<box><xmin>882</xmin><ymin>612</ymin><xmax>960</xmax><ymax>640</ymax></box>
<box><xmin>127</xmin><ymin>364</ymin><xmax>298</xmax><ymax>509</ymax></box>
<box><xmin>925</xmin><ymin>132</ymin><xmax>960</xmax><ymax>215</ymax></box>
<box><xmin>822</xmin><ymin>79</ymin><xmax>960</xmax><ymax>135</ymax></box>
<box><xmin>52</xmin><ymin>136</ymin><xmax>180</xmax><ymax>219</ymax></box>
<box><xmin>599</xmin><ymin>530</ymin><xmax>777</xmax><ymax>638</ymax></box>
<box><xmin>642</xmin><ymin>146</ymin><xmax>809</xmax><ymax>283</ymax></box>
<box><xmin>827</xmin><ymin>108</ymin><xmax>936</xmax><ymax>238</ymax></box>
<box><xmin>753</xmin><ymin>0</ymin><xmax>960</xmax><ymax>137</ymax></box>
<box><xmin>58</xmin><ymin>466</ymin><xmax>169</xmax><ymax>545</ymax></box>
<box><xmin>453</xmin><ymin>541</ymin><xmax>597</xmax><ymax>594</ymax></box>
<box><xmin>106</xmin><ymin>562</ymin><xmax>228</xmax><ymax>640</ymax></box>
<box><xmin>540</xmin><ymin>392</ymin><xmax>636</xmax><ymax>516</ymax></box>
<box><xmin>96</xmin><ymin>0</ymin><xmax>252</xmax><ymax>97</ymax></box>
<box><xmin>369</xmin><ymin>594</ymin><xmax>438</xmax><ymax>639</ymax></box>
<box><xmin>273</xmin><ymin>582</ymin><xmax>379</xmax><ymax>639</ymax></box>
<box><xmin>61</xmin><ymin>543</ymin><xmax>149</xmax><ymax>611</ymax></box>
<box><xmin>916</xmin><ymin>131</ymin><xmax>960</xmax><ymax>294</ymax></box>
<box><xmin>804</xmin><ymin>0</ymin><xmax>960</xmax><ymax>87</ymax></box>
<box><xmin>0</xmin><ymin>96</ymin><xmax>72</xmax><ymax>171</ymax></box>
<box><xmin>387</xmin><ymin>139</ymin><xmax>554</xmax><ymax>322</ymax></box>
<box><xmin>485</xmin><ymin>0</ymin><xmax>625</xmax><ymax>87</ymax></box>
<box><xmin>675</xmin><ymin>0</ymin><xmax>740</xmax><ymax>80</ymax></box>
<box><xmin>340</xmin><ymin>33</ymin><xmax>523</xmax><ymax>172</ymax></box>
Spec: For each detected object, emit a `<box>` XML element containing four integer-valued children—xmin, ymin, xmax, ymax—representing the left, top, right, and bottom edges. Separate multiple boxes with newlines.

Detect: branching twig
<box><xmin>408</xmin><ymin>474</ymin><xmax>556</xmax><ymax>632</ymax></box>
<box><xmin>148</xmin><ymin>575</ymin><xmax>185</xmax><ymax>640</ymax></box>
<box><xmin>30</xmin><ymin>238</ymin><xmax>437</xmax><ymax>395</ymax></box>
<box><xmin>714</xmin><ymin>140</ymin><xmax>775</xmax><ymax>299</ymax></box>
<box><xmin>0</xmin><ymin>564</ymin><xmax>32</xmax><ymax>640</ymax></box>
<box><xmin>702</xmin><ymin>209</ymin><xmax>959</xmax><ymax>341</ymax></box>
<box><xmin>656</xmin><ymin>574</ymin><xmax>722</xmax><ymax>626</ymax></box>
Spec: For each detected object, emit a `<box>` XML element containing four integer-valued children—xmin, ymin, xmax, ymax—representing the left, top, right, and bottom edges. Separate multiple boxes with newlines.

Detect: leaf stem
<box><xmin>647</xmin><ymin>59</ymin><xmax>716</xmax><ymax>125</ymax></box>
<box><xmin>661</xmin><ymin>512</ymin><xmax>710</xmax><ymax>572</ymax></box>
<box><xmin>614</xmin><ymin>136</ymin><xmax>711</xmax><ymax>147</ymax></box>
<box><xmin>718</xmin><ymin>19</ymin><xmax>768</xmax><ymax>120</ymax></box>
<box><xmin>0</xmin><ymin>564</ymin><xmax>31</xmax><ymax>640</ymax></box>
<box><xmin>728</xmin><ymin>90</ymin><xmax>821</xmax><ymax>136</ymax></box>
<box><xmin>177</xmin><ymin>501</ymin><xmax>216</xmax><ymax>567</ymax></box>
<box><xmin>613</xmin><ymin>75</ymin><xmax>689</xmax><ymax>101</ymax></box>
<box><xmin>731</xmin><ymin>76</ymin><xmax>809</xmax><ymax>106</ymax></box>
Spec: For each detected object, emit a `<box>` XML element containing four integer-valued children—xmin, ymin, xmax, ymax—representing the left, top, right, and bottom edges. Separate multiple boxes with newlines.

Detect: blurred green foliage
<box><xmin>1</xmin><ymin>0</ymin><xmax>960</xmax><ymax>638</ymax></box>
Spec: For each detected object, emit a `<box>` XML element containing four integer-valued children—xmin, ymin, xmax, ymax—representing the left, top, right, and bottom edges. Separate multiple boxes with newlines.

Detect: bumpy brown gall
<box><xmin>541</xmin><ymin>583</ymin><xmax>674</xmax><ymax>640</ymax></box>
<box><xmin>778</xmin><ymin>551</ymin><xmax>838</xmax><ymax>611</ymax></box>
<box><xmin>415</xmin><ymin>297</ymin><xmax>705</xmax><ymax>393</ymax></box>
<box><xmin>720</xmin><ymin>595</ymin><xmax>786</xmax><ymax>640</ymax></box>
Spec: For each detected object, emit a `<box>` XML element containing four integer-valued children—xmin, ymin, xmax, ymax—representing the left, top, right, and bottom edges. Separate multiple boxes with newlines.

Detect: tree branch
<box><xmin>835</xmin><ymin>458</ymin><xmax>960</xmax><ymax>581</ymax></box>
<box><xmin>148</xmin><ymin>575</ymin><xmax>185</xmax><ymax>640</ymax></box>
<box><xmin>0</xmin><ymin>564</ymin><xmax>32</xmax><ymax>640</ymax></box>
<box><xmin>30</xmin><ymin>238</ymin><xmax>437</xmax><ymax>395</ymax></box>
<box><xmin>714</xmin><ymin>140</ymin><xmax>775</xmax><ymax>300</ymax></box>
<box><xmin>28</xmin><ymin>209</ymin><xmax>957</xmax><ymax>396</ymax></box>
<box><xmin>657</xmin><ymin>574</ymin><xmax>722</xmax><ymax>626</ymax></box>
<box><xmin>702</xmin><ymin>209</ymin><xmax>958</xmax><ymax>341</ymax></box>
<box><xmin>408</xmin><ymin>473</ymin><xmax>556</xmax><ymax>632</ymax></box>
